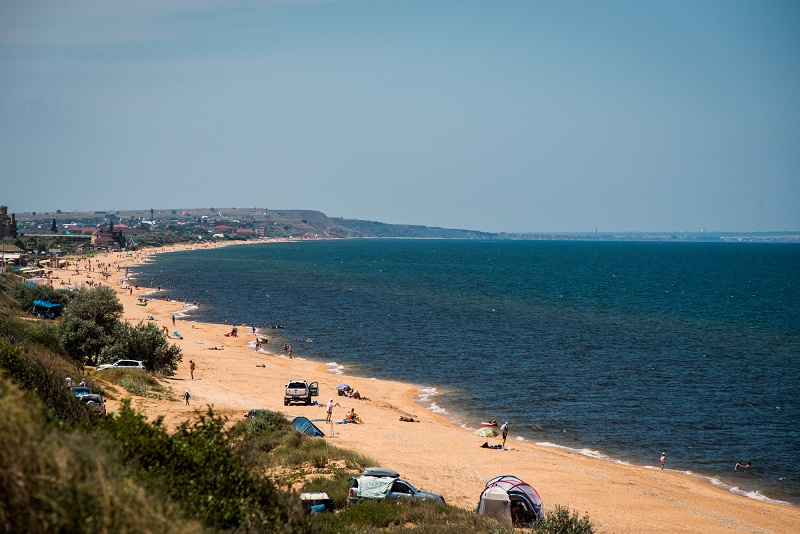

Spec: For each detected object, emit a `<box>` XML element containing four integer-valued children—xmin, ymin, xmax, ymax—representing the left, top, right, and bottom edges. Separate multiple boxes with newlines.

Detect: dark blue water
<box><xmin>134</xmin><ymin>240</ymin><xmax>800</xmax><ymax>505</ymax></box>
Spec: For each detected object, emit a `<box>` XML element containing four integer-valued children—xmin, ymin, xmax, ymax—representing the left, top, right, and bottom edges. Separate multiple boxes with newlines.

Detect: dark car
<box><xmin>71</xmin><ymin>386</ymin><xmax>93</xmax><ymax>398</ymax></box>
<box><xmin>348</xmin><ymin>468</ymin><xmax>445</xmax><ymax>505</ymax></box>
<box><xmin>80</xmin><ymin>393</ymin><xmax>106</xmax><ymax>416</ymax></box>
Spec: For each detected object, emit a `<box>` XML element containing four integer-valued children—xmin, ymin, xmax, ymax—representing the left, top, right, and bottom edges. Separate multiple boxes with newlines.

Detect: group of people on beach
<box><xmin>325</xmin><ymin>398</ymin><xmax>363</xmax><ymax>424</ymax></box>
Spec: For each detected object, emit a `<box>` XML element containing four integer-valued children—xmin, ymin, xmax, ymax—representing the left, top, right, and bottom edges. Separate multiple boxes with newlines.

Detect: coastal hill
<box><xmin>14</xmin><ymin>207</ymin><xmax>500</xmax><ymax>240</ymax></box>
<box><xmin>12</xmin><ymin>207</ymin><xmax>799</xmax><ymax>242</ymax></box>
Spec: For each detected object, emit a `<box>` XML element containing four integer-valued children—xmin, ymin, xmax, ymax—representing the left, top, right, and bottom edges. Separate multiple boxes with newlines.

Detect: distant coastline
<box><xmin>10</xmin><ymin>206</ymin><xmax>800</xmax><ymax>243</ymax></box>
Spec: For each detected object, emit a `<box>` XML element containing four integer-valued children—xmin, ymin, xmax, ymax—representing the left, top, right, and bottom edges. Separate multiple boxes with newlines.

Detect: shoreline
<box><xmin>49</xmin><ymin>241</ymin><xmax>800</xmax><ymax>533</ymax></box>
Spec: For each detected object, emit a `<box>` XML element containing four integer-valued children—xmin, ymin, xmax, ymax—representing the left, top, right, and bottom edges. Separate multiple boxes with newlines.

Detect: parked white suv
<box><xmin>284</xmin><ymin>380</ymin><xmax>319</xmax><ymax>406</ymax></box>
<box><xmin>97</xmin><ymin>359</ymin><xmax>146</xmax><ymax>371</ymax></box>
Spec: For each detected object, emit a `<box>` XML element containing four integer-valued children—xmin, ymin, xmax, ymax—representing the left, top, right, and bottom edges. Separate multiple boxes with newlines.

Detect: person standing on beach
<box><xmin>189</xmin><ymin>360</ymin><xmax>196</xmax><ymax>380</ymax></box>
<box><xmin>172</xmin><ymin>315</ymin><xmax>176</xmax><ymax>326</ymax></box>
<box><xmin>661</xmin><ymin>452</ymin><xmax>666</xmax><ymax>470</ymax></box>
<box><xmin>325</xmin><ymin>398</ymin><xmax>340</xmax><ymax>423</ymax></box>
<box><xmin>184</xmin><ymin>390</ymin><xmax>191</xmax><ymax>405</ymax></box>
<box><xmin>500</xmin><ymin>422</ymin><xmax>509</xmax><ymax>448</ymax></box>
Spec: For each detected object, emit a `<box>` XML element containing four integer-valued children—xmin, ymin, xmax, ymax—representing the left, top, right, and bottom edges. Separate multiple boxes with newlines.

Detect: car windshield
<box><xmin>72</xmin><ymin>387</ymin><xmax>91</xmax><ymax>397</ymax></box>
<box><xmin>288</xmin><ymin>382</ymin><xmax>305</xmax><ymax>388</ymax></box>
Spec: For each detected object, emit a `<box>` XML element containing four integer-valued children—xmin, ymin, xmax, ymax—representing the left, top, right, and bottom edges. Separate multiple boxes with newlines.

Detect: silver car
<box><xmin>97</xmin><ymin>359</ymin><xmax>146</xmax><ymax>371</ymax></box>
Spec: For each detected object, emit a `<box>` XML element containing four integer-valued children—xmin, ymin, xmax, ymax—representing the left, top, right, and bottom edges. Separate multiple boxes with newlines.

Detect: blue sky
<box><xmin>1</xmin><ymin>0</ymin><xmax>798</xmax><ymax>233</ymax></box>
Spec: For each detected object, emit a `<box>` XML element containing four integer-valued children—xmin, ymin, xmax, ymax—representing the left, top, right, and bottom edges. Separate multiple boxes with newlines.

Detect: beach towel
<box><xmin>357</xmin><ymin>477</ymin><xmax>397</xmax><ymax>500</ymax></box>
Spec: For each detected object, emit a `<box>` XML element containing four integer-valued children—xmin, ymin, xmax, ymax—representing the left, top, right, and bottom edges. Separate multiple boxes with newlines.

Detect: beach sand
<box><xmin>50</xmin><ymin>242</ymin><xmax>800</xmax><ymax>533</ymax></box>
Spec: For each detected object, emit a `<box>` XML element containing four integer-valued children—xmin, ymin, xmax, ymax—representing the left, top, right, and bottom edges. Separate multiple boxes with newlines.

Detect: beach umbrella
<box><xmin>335</xmin><ymin>384</ymin><xmax>351</xmax><ymax>391</ymax></box>
<box><xmin>475</xmin><ymin>427</ymin><xmax>499</xmax><ymax>438</ymax></box>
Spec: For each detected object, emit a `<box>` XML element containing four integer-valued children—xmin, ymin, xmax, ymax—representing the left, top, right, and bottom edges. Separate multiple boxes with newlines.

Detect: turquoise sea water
<box><xmin>134</xmin><ymin>240</ymin><xmax>800</xmax><ymax>505</ymax></box>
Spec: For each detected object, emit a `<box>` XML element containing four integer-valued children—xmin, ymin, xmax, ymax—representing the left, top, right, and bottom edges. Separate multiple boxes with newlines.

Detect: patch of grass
<box><xmin>313</xmin><ymin>498</ymin><xmax>513</xmax><ymax>534</ymax></box>
<box><xmin>231</xmin><ymin>412</ymin><xmax>375</xmax><ymax>476</ymax></box>
<box><xmin>97</xmin><ymin>368</ymin><xmax>176</xmax><ymax>400</ymax></box>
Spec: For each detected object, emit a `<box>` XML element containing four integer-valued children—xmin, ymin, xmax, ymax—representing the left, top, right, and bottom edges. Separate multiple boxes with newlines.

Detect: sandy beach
<box><xmin>50</xmin><ymin>241</ymin><xmax>800</xmax><ymax>533</ymax></box>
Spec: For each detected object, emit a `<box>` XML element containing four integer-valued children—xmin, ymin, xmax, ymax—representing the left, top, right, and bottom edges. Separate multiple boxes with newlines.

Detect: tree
<box><xmin>100</xmin><ymin>322</ymin><xmax>182</xmax><ymax>375</ymax></box>
<box><xmin>59</xmin><ymin>316</ymin><xmax>107</xmax><ymax>363</ymax></box>
<box><xmin>50</xmin><ymin>219</ymin><xmax>58</xmax><ymax>233</ymax></box>
<box><xmin>62</xmin><ymin>286</ymin><xmax>123</xmax><ymax>335</ymax></box>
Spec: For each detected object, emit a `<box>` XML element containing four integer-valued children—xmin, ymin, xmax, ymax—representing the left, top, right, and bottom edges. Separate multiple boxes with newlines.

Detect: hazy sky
<box><xmin>1</xmin><ymin>0</ymin><xmax>798</xmax><ymax>233</ymax></box>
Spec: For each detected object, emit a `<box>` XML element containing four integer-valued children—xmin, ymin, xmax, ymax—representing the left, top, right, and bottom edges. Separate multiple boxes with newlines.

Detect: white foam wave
<box><xmin>416</xmin><ymin>387</ymin><xmax>438</xmax><ymax>402</ymax></box>
<box><xmin>174</xmin><ymin>306</ymin><xmax>196</xmax><ymax>319</ymax></box>
<box><xmin>429</xmin><ymin>403</ymin><xmax>448</xmax><ymax>415</ymax></box>
<box><xmin>514</xmin><ymin>436</ymin><xmax>525</xmax><ymax>442</ymax></box>
<box><xmin>535</xmin><ymin>442</ymin><xmax>617</xmax><ymax>462</ymax></box>
<box><xmin>710</xmin><ymin>478</ymin><xmax>792</xmax><ymax>506</ymax></box>
<box><xmin>326</xmin><ymin>362</ymin><xmax>344</xmax><ymax>374</ymax></box>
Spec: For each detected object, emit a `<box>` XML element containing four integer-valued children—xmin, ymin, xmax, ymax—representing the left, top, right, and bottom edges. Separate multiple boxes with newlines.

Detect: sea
<box><xmin>131</xmin><ymin>239</ymin><xmax>800</xmax><ymax>506</ymax></box>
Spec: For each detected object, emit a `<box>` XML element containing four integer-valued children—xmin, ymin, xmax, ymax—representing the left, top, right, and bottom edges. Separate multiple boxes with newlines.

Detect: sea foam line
<box><xmin>326</xmin><ymin>362</ymin><xmax>344</xmax><ymax>374</ymax></box>
<box><xmin>709</xmin><ymin>477</ymin><xmax>793</xmax><ymax>507</ymax></box>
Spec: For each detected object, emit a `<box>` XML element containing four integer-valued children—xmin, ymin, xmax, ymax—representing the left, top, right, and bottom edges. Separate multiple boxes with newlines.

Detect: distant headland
<box><xmin>6</xmin><ymin>206</ymin><xmax>799</xmax><ymax>246</ymax></box>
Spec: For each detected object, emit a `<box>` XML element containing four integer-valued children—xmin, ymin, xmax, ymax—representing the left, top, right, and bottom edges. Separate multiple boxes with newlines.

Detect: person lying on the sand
<box><xmin>399</xmin><ymin>416</ymin><xmax>419</xmax><ymax>422</ymax></box>
<box><xmin>207</xmin><ymin>346</ymin><xmax>224</xmax><ymax>350</ymax></box>
<box><xmin>480</xmin><ymin>441</ymin><xmax>503</xmax><ymax>449</ymax></box>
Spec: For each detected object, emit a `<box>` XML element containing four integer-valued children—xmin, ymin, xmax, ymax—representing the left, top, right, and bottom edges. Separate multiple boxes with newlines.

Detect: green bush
<box><xmin>100</xmin><ymin>321</ymin><xmax>182</xmax><ymax>375</ymax></box>
<box><xmin>531</xmin><ymin>504</ymin><xmax>595</xmax><ymax>534</ymax></box>
<box><xmin>63</xmin><ymin>286</ymin><xmax>123</xmax><ymax>333</ymax></box>
<box><xmin>96</xmin><ymin>402</ymin><xmax>312</xmax><ymax>533</ymax></box>
<box><xmin>59</xmin><ymin>315</ymin><xmax>108</xmax><ymax>362</ymax></box>
<box><xmin>8</xmin><ymin>282</ymin><xmax>69</xmax><ymax>313</ymax></box>
<box><xmin>246</xmin><ymin>409</ymin><xmax>292</xmax><ymax>438</ymax></box>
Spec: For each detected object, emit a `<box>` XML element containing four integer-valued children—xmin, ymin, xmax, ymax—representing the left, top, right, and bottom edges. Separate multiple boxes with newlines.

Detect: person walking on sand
<box><xmin>326</xmin><ymin>398</ymin><xmax>340</xmax><ymax>423</ymax></box>
<box><xmin>172</xmin><ymin>315</ymin><xmax>176</xmax><ymax>326</ymax></box>
<box><xmin>189</xmin><ymin>360</ymin><xmax>196</xmax><ymax>380</ymax></box>
<box><xmin>184</xmin><ymin>390</ymin><xmax>191</xmax><ymax>405</ymax></box>
<box><xmin>661</xmin><ymin>452</ymin><xmax>666</xmax><ymax>470</ymax></box>
<box><xmin>500</xmin><ymin>422</ymin><xmax>509</xmax><ymax>448</ymax></box>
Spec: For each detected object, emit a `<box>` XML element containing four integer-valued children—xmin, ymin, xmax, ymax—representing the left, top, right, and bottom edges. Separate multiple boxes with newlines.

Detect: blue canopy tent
<box><xmin>33</xmin><ymin>300</ymin><xmax>63</xmax><ymax>319</ymax></box>
<box><xmin>292</xmin><ymin>416</ymin><xmax>325</xmax><ymax>437</ymax></box>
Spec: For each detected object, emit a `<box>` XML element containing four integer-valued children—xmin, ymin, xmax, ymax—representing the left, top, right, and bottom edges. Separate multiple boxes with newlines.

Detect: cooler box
<box><xmin>300</xmin><ymin>492</ymin><xmax>333</xmax><ymax>514</ymax></box>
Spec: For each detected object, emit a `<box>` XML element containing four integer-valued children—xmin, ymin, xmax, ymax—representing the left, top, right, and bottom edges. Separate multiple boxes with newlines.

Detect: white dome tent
<box><xmin>477</xmin><ymin>475</ymin><xmax>544</xmax><ymax>526</ymax></box>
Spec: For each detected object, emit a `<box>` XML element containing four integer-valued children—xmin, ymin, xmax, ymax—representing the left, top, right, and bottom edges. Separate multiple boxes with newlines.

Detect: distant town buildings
<box><xmin>91</xmin><ymin>226</ymin><xmax>126</xmax><ymax>250</ymax></box>
<box><xmin>0</xmin><ymin>206</ymin><xmax>18</xmax><ymax>239</ymax></box>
